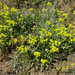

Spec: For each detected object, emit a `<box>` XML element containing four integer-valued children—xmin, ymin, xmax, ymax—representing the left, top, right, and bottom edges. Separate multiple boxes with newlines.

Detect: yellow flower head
<box><xmin>10</xmin><ymin>8</ymin><xmax>17</xmax><ymax>12</ymax></box>
<box><xmin>17</xmin><ymin>45</ymin><xmax>28</xmax><ymax>53</ymax></box>
<box><xmin>0</xmin><ymin>33</ymin><xmax>6</xmax><ymax>38</ymax></box>
<box><xmin>50</xmin><ymin>46</ymin><xmax>59</xmax><ymax>53</ymax></box>
<box><xmin>50</xmin><ymin>40</ymin><xmax>61</xmax><ymax>46</ymax></box>
<box><xmin>33</xmin><ymin>51</ymin><xmax>41</xmax><ymax>57</ymax></box>
<box><xmin>41</xmin><ymin>59</ymin><xmax>48</xmax><ymax>64</ymax></box>
<box><xmin>63</xmin><ymin>32</ymin><xmax>72</xmax><ymax>37</ymax></box>
<box><xmin>6</xmin><ymin>20</ymin><xmax>16</xmax><ymax>26</ymax></box>
<box><xmin>40</xmin><ymin>28</ymin><xmax>52</xmax><ymax>37</ymax></box>
<box><xmin>29</xmin><ymin>8</ymin><xmax>34</xmax><ymax>12</ymax></box>
<box><xmin>71</xmin><ymin>38</ymin><xmax>75</xmax><ymax>42</ymax></box>
<box><xmin>62</xmin><ymin>13</ymin><xmax>68</xmax><ymax>18</ymax></box>
<box><xmin>46</xmin><ymin>31</ymin><xmax>52</xmax><ymax>37</ymax></box>
<box><xmin>54</xmin><ymin>40</ymin><xmax>61</xmax><ymax>46</ymax></box>
<box><xmin>28</xmin><ymin>34</ymin><xmax>37</xmax><ymax>45</ymax></box>
<box><xmin>47</xmin><ymin>2</ymin><xmax>52</xmax><ymax>7</ymax></box>
<box><xmin>4</xmin><ymin>11</ymin><xmax>9</xmax><ymax>16</ymax></box>
<box><xmin>57</xmin><ymin>18</ymin><xmax>64</xmax><ymax>22</ymax></box>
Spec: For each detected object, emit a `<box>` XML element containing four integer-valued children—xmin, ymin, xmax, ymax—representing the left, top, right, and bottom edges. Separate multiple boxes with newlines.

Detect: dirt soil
<box><xmin>0</xmin><ymin>53</ymin><xmax>75</xmax><ymax>75</ymax></box>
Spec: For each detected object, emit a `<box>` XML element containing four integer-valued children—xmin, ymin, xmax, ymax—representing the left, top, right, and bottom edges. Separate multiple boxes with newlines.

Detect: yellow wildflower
<box><xmin>63</xmin><ymin>32</ymin><xmax>72</xmax><ymax>37</ymax></box>
<box><xmin>50</xmin><ymin>46</ymin><xmax>59</xmax><ymax>53</ymax></box>
<box><xmin>33</xmin><ymin>51</ymin><xmax>41</xmax><ymax>57</ymax></box>
<box><xmin>40</xmin><ymin>28</ymin><xmax>52</xmax><ymax>37</ymax></box>
<box><xmin>47</xmin><ymin>2</ymin><xmax>52</xmax><ymax>7</ymax></box>
<box><xmin>29</xmin><ymin>8</ymin><xmax>34</xmax><ymax>12</ymax></box>
<box><xmin>28</xmin><ymin>34</ymin><xmax>37</xmax><ymax>45</ymax></box>
<box><xmin>10</xmin><ymin>8</ymin><xmax>17</xmax><ymax>12</ymax></box>
<box><xmin>4</xmin><ymin>11</ymin><xmax>9</xmax><ymax>16</ymax></box>
<box><xmin>41</xmin><ymin>59</ymin><xmax>48</xmax><ymax>64</ymax></box>
<box><xmin>0</xmin><ymin>33</ymin><xmax>6</xmax><ymax>38</ymax></box>
<box><xmin>6</xmin><ymin>20</ymin><xmax>16</xmax><ymax>26</ymax></box>
<box><xmin>50</xmin><ymin>40</ymin><xmax>61</xmax><ymax>46</ymax></box>
<box><xmin>54</xmin><ymin>40</ymin><xmax>61</xmax><ymax>46</ymax></box>
<box><xmin>71</xmin><ymin>38</ymin><xmax>75</xmax><ymax>42</ymax></box>
<box><xmin>46</xmin><ymin>31</ymin><xmax>52</xmax><ymax>37</ymax></box>
<box><xmin>62</xmin><ymin>13</ymin><xmax>68</xmax><ymax>18</ymax></box>
<box><xmin>57</xmin><ymin>18</ymin><xmax>64</xmax><ymax>22</ymax></box>
<box><xmin>17</xmin><ymin>45</ymin><xmax>28</xmax><ymax>53</ymax></box>
<box><xmin>40</xmin><ymin>38</ymin><xmax>44</xmax><ymax>43</ymax></box>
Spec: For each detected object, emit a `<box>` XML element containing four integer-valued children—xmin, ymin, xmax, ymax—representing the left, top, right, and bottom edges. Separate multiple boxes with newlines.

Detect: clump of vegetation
<box><xmin>0</xmin><ymin>0</ymin><xmax>75</xmax><ymax>75</ymax></box>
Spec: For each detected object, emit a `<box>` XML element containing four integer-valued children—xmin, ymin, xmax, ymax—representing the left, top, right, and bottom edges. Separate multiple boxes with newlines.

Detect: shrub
<box><xmin>0</xmin><ymin>1</ymin><xmax>75</xmax><ymax>73</ymax></box>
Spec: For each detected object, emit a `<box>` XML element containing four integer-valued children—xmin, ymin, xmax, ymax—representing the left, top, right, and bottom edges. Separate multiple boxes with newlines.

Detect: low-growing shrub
<box><xmin>0</xmin><ymin>1</ymin><xmax>75</xmax><ymax>73</ymax></box>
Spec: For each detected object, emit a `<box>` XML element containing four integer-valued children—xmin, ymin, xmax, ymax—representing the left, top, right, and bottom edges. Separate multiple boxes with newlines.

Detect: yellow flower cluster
<box><xmin>6</xmin><ymin>20</ymin><xmax>16</xmax><ymax>26</ymax></box>
<box><xmin>62</xmin><ymin>13</ymin><xmax>68</xmax><ymax>18</ymax></box>
<box><xmin>4</xmin><ymin>11</ymin><xmax>9</xmax><ymax>16</ymax></box>
<box><xmin>40</xmin><ymin>28</ymin><xmax>52</xmax><ymax>37</ymax></box>
<box><xmin>55</xmin><ymin>26</ymin><xmax>67</xmax><ymax>32</ymax></box>
<box><xmin>63</xmin><ymin>32</ymin><xmax>72</xmax><ymax>37</ymax></box>
<box><xmin>0</xmin><ymin>11</ymin><xmax>9</xmax><ymax>19</ymax></box>
<box><xmin>47</xmin><ymin>2</ymin><xmax>52</xmax><ymax>7</ymax></box>
<box><xmin>50</xmin><ymin>39</ymin><xmax>61</xmax><ymax>46</ymax></box>
<box><xmin>55</xmin><ymin>26</ymin><xmax>72</xmax><ymax>38</ymax></box>
<box><xmin>57</xmin><ymin>18</ymin><xmax>64</xmax><ymax>22</ymax></box>
<box><xmin>0</xmin><ymin>33</ymin><xmax>6</xmax><ymax>38</ymax></box>
<box><xmin>29</xmin><ymin>8</ymin><xmax>34</xmax><ymax>12</ymax></box>
<box><xmin>41</xmin><ymin>59</ymin><xmax>48</xmax><ymax>64</ymax></box>
<box><xmin>17</xmin><ymin>45</ymin><xmax>28</xmax><ymax>53</ymax></box>
<box><xmin>56</xmin><ymin>8</ymin><xmax>68</xmax><ymax>18</ymax></box>
<box><xmin>10</xmin><ymin>8</ymin><xmax>18</xmax><ymax>12</ymax></box>
<box><xmin>33</xmin><ymin>51</ymin><xmax>41</xmax><ymax>57</ymax></box>
<box><xmin>28</xmin><ymin>34</ymin><xmax>37</xmax><ymax>45</ymax></box>
<box><xmin>70</xmin><ymin>38</ymin><xmax>75</xmax><ymax>42</ymax></box>
<box><xmin>0</xmin><ymin>25</ymin><xmax>9</xmax><ymax>31</ymax></box>
<box><xmin>40</xmin><ymin>38</ymin><xmax>48</xmax><ymax>43</ymax></box>
<box><xmin>50</xmin><ymin>46</ymin><xmax>59</xmax><ymax>53</ymax></box>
